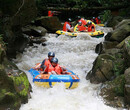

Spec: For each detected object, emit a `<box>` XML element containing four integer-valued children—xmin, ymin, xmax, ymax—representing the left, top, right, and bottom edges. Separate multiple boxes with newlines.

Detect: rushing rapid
<box><xmin>15</xmin><ymin>26</ymin><xmax>116</xmax><ymax>110</ymax></box>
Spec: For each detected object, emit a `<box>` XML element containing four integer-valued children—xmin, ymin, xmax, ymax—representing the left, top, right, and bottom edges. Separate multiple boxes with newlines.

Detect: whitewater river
<box><xmin>15</xmin><ymin>26</ymin><xmax>117</xmax><ymax>110</ymax></box>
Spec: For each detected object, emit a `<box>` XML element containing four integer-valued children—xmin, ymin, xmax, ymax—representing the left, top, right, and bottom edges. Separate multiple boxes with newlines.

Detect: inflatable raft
<box><xmin>56</xmin><ymin>19</ymin><xmax>104</xmax><ymax>38</ymax></box>
<box><xmin>96</xmin><ymin>24</ymin><xmax>105</xmax><ymax>27</ymax></box>
<box><xmin>56</xmin><ymin>30</ymin><xmax>104</xmax><ymax>38</ymax></box>
<box><xmin>29</xmin><ymin>65</ymin><xmax>80</xmax><ymax>89</ymax></box>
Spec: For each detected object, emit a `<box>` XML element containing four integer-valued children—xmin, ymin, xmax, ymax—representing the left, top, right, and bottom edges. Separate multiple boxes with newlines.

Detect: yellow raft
<box><xmin>56</xmin><ymin>30</ymin><xmax>104</xmax><ymax>38</ymax></box>
<box><xmin>96</xmin><ymin>24</ymin><xmax>105</xmax><ymax>27</ymax></box>
<box><xmin>56</xmin><ymin>20</ymin><xmax>104</xmax><ymax>38</ymax></box>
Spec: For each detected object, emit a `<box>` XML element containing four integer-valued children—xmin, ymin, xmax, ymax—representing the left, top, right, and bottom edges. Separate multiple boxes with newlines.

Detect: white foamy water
<box><xmin>15</xmin><ymin>27</ymin><xmax>117</xmax><ymax>110</ymax></box>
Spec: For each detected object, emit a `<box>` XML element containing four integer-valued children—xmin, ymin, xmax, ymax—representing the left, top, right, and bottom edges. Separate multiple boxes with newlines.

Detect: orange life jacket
<box><xmin>40</xmin><ymin>59</ymin><xmax>51</xmax><ymax>71</ymax></box>
<box><xmin>45</xmin><ymin>64</ymin><xmax>63</xmax><ymax>75</ymax></box>
<box><xmin>79</xmin><ymin>18</ymin><xmax>87</xmax><ymax>25</ymax></box>
<box><xmin>88</xmin><ymin>24</ymin><xmax>95</xmax><ymax>32</ymax></box>
<box><xmin>44</xmin><ymin>59</ymin><xmax>51</xmax><ymax>67</ymax></box>
<box><xmin>63</xmin><ymin>22</ymin><xmax>71</xmax><ymax>31</ymax></box>
<box><xmin>48</xmin><ymin>11</ymin><xmax>53</xmax><ymax>17</ymax></box>
<box><xmin>77</xmin><ymin>24</ymin><xmax>87</xmax><ymax>31</ymax></box>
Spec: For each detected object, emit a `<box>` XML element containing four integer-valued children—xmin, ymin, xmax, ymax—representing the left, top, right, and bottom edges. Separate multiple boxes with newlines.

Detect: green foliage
<box><xmin>100</xmin><ymin>10</ymin><xmax>112</xmax><ymax>23</ymax></box>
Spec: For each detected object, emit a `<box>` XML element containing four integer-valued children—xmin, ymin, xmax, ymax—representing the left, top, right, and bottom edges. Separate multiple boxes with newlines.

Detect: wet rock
<box><xmin>86</xmin><ymin>54</ymin><xmax>115</xmax><ymax>84</ymax></box>
<box><xmin>103</xmin><ymin>41</ymin><xmax>119</xmax><ymax>50</ymax></box>
<box><xmin>106</xmin><ymin>16</ymin><xmax>123</xmax><ymax>28</ymax></box>
<box><xmin>115</xmin><ymin>19</ymin><xmax>130</xmax><ymax>29</ymax></box>
<box><xmin>90</xmin><ymin>19</ymin><xmax>130</xmax><ymax>108</ymax></box>
<box><xmin>29</xmin><ymin>36</ymin><xmax>46</xmax><ymax>45</ymax></box>
<box><xmin>105</xmin><ymin>32</ymin><xmax>112</xmax><ymax>41</ymax></box>
<box><xmin>22</xmin><ymin>25</ymin><xmax>47</xmax><ymax>37</ymax></box>
<box><xmin>35</xmin><ymin>16</ymin><xmax>63</xmax><ymax>32</ymax></box>
<box><xmin>116</xmin><ymin>36</ymin><xmax>130</xmax><ymax>49</ymax></box>
<box><xmin>95</xmin><ymin>42</ymin><xmax>103</xmax><ymax>54</ymax></box>
<box><xmin>95</xmin><ymin>41</ymin><xmax>119</xmax><ymax>54</ymax></box>
<box><xmin>87</xmin><ymin>49</ymin><xmax>126</xmax><ymax>84</ymax></box>
<box><xmin>100</xmin><ymin>75</ymin><xmax>125</xmax><ymax>108</ymax></box>
<box><xmin>124</xmin><ymin>68</ymin><xmax>130</xmax><ymax>105</ymax></box>
<box><xmin>0</xmin><ymin>34</ymin><xmax>31</xmax><ymax>110</ymax></box>
<box><xmin>110</xmin><ymin>20</ymin><xmax>130</xmax><ymax>42</ymax></box>
<box><xmin>123</xmin><ymin>36</ymin><xmax>130</xmax><ymax>67</ymax></box>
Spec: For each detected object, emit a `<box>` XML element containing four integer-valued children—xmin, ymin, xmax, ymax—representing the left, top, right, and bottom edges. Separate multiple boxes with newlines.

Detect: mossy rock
<box><xmin>123</xmin><ymin>36</ymin><xmax>130</xmax><ymax>67</ymax></box>
<box><xmin>93</xmin><ymin>54</ymin><xmax>115</xmax><ymax>70</ymax></box>
<box><xmin>100</xmin><ymin>75</ymin><xmax>125</xmax><ymax>107</ymax></box>
<box><xmin>0</xmin><ymin>58</ymin><xmax>31</xmax><ymax>109</ymax></box>
<box><xmin>11</xmin><ymin>72</ymin><xmax>30</xmax><ymax>103</ymax></box>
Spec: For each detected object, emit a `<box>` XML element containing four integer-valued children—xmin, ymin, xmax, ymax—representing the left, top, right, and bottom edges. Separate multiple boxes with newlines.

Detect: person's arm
<box><xmin>40</xmin><ymin>59</ymin><xmax>46</xmax><ymax>71</ymax></box>
<box><xmin>66</xmin><ymin>24</ymin><xmax>74</xmax><ymax>32</ymax></box>
<box><xmin>61</xmin><ymin>66</ymin><xmax>67</xmax><ymax>74</ymax></box>
<box><xmin>41</xmin><ymin>65</ymin><xmax>48</xmax><ymax>74</ymax></box>
<box><xmin>91</xmin><ymin>26</ymin><xmax>95</xmax><ymax>32</ymax></box>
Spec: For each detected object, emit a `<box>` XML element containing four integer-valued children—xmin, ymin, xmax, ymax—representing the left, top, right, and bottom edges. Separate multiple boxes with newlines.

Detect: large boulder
<box><xmin>100</xmin><ymin>75</ymin><xmax>125</xmax><ymax>107</ymax></box>
<box><xmin>109</xmin><ymin>19</ymin><xmax>130</xmax><ymax>42</ymax></box>
<box><xmin>22</xmin><ymin>25</ymin><xmax>47</xmax><ymax>37</ymax></box>
<box><xmin>86</xmin><ymin>48</ymin><xmax>126</xmax><ymax>84</ymax></box>
<box><xmin>0</xmin><ymin>38</ymin><xmax>31</xmax><ymax>110</ymax></box>
<box><xmin>86</xmin><ymin>54</ymin><xmax>115</xmax><ymax>84</ymax></box>
<box><xmin>95</xmin><ymin>41</ymin><xmax>119</xmax><ymax>54</ymax></box>
<box><xmin>35</xmin><ymin>16</ymin><xmax>63</xmax><ymax>32</ymax></box>
<box><xmin>124</xmin><ymin>68</ymin><xmax>130</xmax><ymax>105</ymax></box>
<box><xmin>106</xmin><ymin>16</ymin><xmax>123</xmax><ymax>28</ymax></box>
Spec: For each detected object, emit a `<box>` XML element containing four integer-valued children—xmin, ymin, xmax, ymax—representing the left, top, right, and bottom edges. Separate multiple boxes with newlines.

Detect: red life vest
<box><xmin>77</xmin><ymin>24</ymin><xmax>87</xmax><ymax>31</ymax></box>
<box><xmin>44</xmin><ymin>59</ymin><xmax>51</xmax><ymax>67</ymax></box>
<box><xmin>40</xmin><ymin>59</ymin><xmax>51</xmax><ymax>71</ymax></box>
<box><xmin>45</xmin><ymin>64</ymin><xmax>63</xmax><ymax>75</ymax></box>
<box><xmin>63</xmin><ymin>22</ymin><xmax>71</xmax><ymax>31</ymax></box>
<box><xmin>79</xmin><ymin>18</ymin><xmax>87</xmax><ymax>25</ymax></box>
<box><xmin>88</xmin><ymin>24</ymin><xmax>95</xmax><ymax>32</ymax></box>
<box><xmin>48</xmin><ymin>11</ymin><xmax>53</xmax><ymax>17</ymax></box>
<box><xmin>95</xmin><ymin>17</ymin><xmax>101</xmax><ymax>24</ymax></box>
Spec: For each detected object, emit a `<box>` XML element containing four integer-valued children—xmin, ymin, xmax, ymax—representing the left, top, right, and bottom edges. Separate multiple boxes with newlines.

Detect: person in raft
<box><xmin>77</xmin><ymin>16</ymin><xmax>87</xmax><ymax>26</ymax></box>
<box><xmin>87</xmin><ymin>21</ymin><xmax>95</xmax><ymax>32</ymax></box>
<box><xmin>43</xmin><ymin>58</ymin><xmax>67</xmax><ymax>75</ymax></box>
<box><xmin>77</xmin><ymin>21</ymin><xmax>87</xmax><ymax>32</ymax></box>
<box><xmin>95</xmin><ymin>16</ymin><xmax>101</xmax><ymax>24</ymax></box>
<box><xmin>63</xmin><ymin>18</ymin><xmax>74</xmax><ymax>32</ymax></box>
<box><xmin>91</xmin><ymin>17</ymin><xmax>96</xmax><ymax>24</ymax></box>
<box><xmin>40</xmin><ymin>52</ymin><xmax>55</xmax><ymax>71</ymax></box>
<box><xmin>48</xmin><ymin>10</ymin><xmax>60</xmax><ymax>17</ymax></box>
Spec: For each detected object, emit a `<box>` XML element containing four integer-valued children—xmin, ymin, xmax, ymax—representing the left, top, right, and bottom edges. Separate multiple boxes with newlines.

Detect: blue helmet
<box><xmin>51</xmin><ymin>58</ymin><xmax>58</xmax><ymax>64</ymax></box>
<box><xmin>87</xmin><ymin>21</ymin><xmax>92</xmax><ymax>25</ymax></box>
<box><xmin>48</xmin><ymin>52</ymin><xmax>55</xmax><ymax>57</ymax></box>
<box><xmin>78</xmin><ymin>21</ymin><xmax>82</xmax><ymax>25</ymax></box>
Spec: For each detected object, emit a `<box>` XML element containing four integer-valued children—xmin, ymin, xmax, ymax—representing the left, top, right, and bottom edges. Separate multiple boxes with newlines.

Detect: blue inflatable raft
<box><xmin>29</xmin><ymin>68</ymin><xmax>80</xmax><ymax>89</ymax></box>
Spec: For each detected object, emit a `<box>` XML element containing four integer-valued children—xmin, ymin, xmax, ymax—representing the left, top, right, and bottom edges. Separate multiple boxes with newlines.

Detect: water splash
<box><xmin>15</xmin><ymin>31</ymin><xmax>116</xmax><ymax>110</ymax></box>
